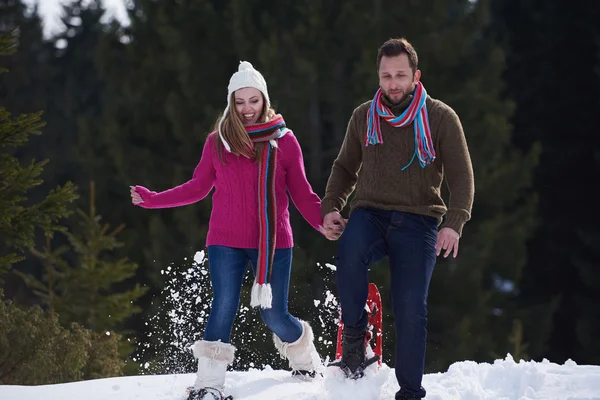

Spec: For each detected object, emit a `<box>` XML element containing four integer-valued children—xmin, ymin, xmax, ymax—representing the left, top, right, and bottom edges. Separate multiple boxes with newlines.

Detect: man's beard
<box><xmin>383</xmin><ymin>83</ymin><xmax>415</xmax><ymax>105</ymax></box>
<box><xmin>384</xmin><ymin>90</ymin><xmax>406</xmax><ymax>105</ymax></box>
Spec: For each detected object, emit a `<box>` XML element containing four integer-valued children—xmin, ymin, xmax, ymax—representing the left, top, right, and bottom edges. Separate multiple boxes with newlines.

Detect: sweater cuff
<box><xmin>321</xmin><ymin>198</ymin><xmax>342</xmax><ymax>218</ymax></box>
<box><xmin>440</xmin><ymin>209</ymin><xmax>470</xmax><ymax>237</ymax></box>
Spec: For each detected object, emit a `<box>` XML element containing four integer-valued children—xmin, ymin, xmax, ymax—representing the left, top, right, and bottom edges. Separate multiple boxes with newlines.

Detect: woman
<box><xmin>131</xmin><ymin>61</ymin><xmax>335</xmax><ymax>400</ymax></box>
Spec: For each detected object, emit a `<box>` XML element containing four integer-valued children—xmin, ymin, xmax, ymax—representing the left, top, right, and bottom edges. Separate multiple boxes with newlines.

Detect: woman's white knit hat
<box><xmin>218</xmin><ymin>61</ymin><xmax>270</xmax><ymax>152</ymax></box>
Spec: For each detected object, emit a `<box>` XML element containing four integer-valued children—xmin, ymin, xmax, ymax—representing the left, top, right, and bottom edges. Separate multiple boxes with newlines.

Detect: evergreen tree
<box><xmin>491</xmin><ymin>0</ymin><xmax>600</xmax><ymax>364</ymax></box>
<box><xmin>0</xmin><ymin>298</ymin><xmax>124</xmax><ymax>384</ymax></box>
<box><xmin>0</xmin><ymin>27</ymin><xmax>123</xmax><ymax>385</ymax></box>
<box><xmin>0</xmin><ymin>27</ymin><xmax>78</xmax><ymax>283</ymax></box>
<box><xmin>0</xmin><ymin>0</ymin><xmax>99</xmax><ymax>303</ymax></box>
<box><xmin>40</xmin><ymin>0</ymin><xmax>109</xmax><ymax>195</ymax></box>
<box><xmin>0</xmin><ymin>0</ymin><xmax>50</xmax><ymax>116</ymax></box>
<box><xmin>406</xmin><ymin>0</ymin><xmax>540</xmax><ymax>370</ymax></box>
<box><xmin>17</xmin><ymin>181</ymin><xmax>148</xmax><ymax>353</ymax></box>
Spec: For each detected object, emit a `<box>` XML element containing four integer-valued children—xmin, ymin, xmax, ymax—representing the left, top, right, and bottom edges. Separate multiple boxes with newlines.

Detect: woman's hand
<box><xmin>130</xmin><ymin>186</ymin><xmax>144</xmax><ymax>205</ymax></box>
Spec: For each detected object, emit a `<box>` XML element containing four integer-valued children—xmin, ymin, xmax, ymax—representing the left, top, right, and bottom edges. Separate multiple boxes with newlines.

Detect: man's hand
<box><xmin>436</xmin><ymin>227</ymin><xmax>460</xmax><ymax>258</ymax></box>
<box><xmin>321</xmin><ymin>211</ymin><xmax>347</xmax><ymax>241</ymax></box>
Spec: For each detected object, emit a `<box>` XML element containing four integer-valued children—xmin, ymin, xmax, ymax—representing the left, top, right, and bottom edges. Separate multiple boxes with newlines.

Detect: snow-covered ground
<box><xmin>3</xmin><ymin>251</ymin><xmax>599</xmax><ymax>399</ymax></box>
<box><xmin>2</xmin><ymin>355</ymin><xmax>600</xmax><ymax>400</ymax></box>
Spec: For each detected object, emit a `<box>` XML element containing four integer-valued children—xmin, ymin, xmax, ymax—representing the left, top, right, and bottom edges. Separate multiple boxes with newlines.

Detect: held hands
<box><xmin>320</xmin><ymin>211</ymin><xmax>347</xmax><ymax>241</ymax></box>
<box><xmin>130</xmin><ymin>186</ymin><xmax>144</xmax><ymax>205</ymax></box>
<box><xmin>436</xmin><ymin>227</ymin><xmax>460</xmax><ymax>258</ymax></box>
<box><xmin>319</xmin><ymin>211</ymin><xmax>460</xmax><ymax>256</ymax></box>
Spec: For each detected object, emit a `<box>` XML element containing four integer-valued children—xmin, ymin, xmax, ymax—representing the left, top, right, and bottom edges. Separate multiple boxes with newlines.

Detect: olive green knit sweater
<box><xmin>322</xmin><ymin>94</ymin><xmax>475</xmax><ymax>235</ymax></box>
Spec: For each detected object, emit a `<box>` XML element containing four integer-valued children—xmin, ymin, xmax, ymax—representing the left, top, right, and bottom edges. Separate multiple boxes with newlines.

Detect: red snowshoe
<box><xmin>331</xmin><ymin>282</ymin><xmax>383</xmax><ymax>378</ymax></box>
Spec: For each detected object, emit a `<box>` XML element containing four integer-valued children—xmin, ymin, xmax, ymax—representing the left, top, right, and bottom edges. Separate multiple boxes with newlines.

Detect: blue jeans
<box><xmin>203</xmin><ymin>246</ymin><xmax>303</xmax><ymax>344</ymax></box>
<box><xmin>336</xmin><ymin>208</ymin><xmax>437</xmax><ymax>399</ymax></box>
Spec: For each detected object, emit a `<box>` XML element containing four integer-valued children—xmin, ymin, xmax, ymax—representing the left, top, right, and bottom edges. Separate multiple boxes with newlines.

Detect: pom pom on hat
<box><xmin>238</xmin><ymin>61</ymin><xmax>254</xmax><ymax>71</ymax></box>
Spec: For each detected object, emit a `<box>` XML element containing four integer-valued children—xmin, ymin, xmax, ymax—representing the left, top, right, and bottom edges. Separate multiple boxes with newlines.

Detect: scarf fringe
<box><xmin>251</xmin><ymin>282</ymin><xmax>273</xmax><ymax>309</ymax></box>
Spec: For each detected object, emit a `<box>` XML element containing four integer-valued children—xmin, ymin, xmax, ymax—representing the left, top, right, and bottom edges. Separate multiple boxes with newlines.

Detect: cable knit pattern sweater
<box><xmin>135</xmin><ymin>131</ymin><xmax>323</xmax><ymax>248</ymax></box>
<box><xmin>322</xmin><ymin>94</ymin><xmax>475</xmax><ymax>235</ymax></box>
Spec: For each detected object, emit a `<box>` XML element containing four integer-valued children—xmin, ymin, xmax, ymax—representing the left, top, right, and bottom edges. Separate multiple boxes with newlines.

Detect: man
<box><xmin>322</xmin><ymin>38</ymin><xmax>475</xmax><ymax>400</ymax></box>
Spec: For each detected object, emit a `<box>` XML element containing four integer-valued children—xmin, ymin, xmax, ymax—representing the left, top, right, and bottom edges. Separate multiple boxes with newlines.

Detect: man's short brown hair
<box><xmin>376</xmin><ymin>38</ymin><xmax>419</xmax><ymax>73</ymax></box>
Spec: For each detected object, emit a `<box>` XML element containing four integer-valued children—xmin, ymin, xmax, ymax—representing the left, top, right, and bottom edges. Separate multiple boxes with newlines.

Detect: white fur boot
<box><xmin>273</xmin><ymin>320</ymin><xmax>322</xmax><ymax>374</ymax></box>
<box><xmin>191</xmin><ymin>340</ymin><xmax>236</xmax><ymax>392</ymax></box>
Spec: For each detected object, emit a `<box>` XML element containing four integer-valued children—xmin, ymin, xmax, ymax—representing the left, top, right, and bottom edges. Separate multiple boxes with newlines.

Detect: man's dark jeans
<box><xmin>336</xmin><ymin>207</ymin><xmax>438</xmax><ymax>399</ymax></box>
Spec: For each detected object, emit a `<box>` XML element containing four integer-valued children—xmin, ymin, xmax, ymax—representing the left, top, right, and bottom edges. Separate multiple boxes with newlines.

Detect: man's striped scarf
<box><xmin>365</xmin><ymin>82</ymin><xmax>436</xmax><ymax>169</ymax></box>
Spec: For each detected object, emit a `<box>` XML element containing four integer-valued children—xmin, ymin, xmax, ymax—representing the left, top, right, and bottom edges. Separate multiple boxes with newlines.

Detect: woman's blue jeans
<box><xmin>203</xmin><ymin>246</ymin><xmax>303</xmax><ymax>344</ymax></box>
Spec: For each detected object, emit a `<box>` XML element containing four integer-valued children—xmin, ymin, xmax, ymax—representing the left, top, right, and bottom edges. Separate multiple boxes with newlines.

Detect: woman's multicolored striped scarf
<box><xmin>245</xmin><ymin>114</ymin><xmax>288</xmax><ymax>309</ymax></box>
<box><xmin>365</xmin><ymin>81</ymin><xmax>436</xmax><ymax>170</ymax></box>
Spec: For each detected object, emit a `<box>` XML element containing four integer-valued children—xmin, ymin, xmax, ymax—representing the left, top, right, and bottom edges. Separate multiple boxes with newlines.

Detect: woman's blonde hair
<box><xmin>213</xmin><ymin>93</ymin><xmax>274</xmax><ymax>163</ymax></box>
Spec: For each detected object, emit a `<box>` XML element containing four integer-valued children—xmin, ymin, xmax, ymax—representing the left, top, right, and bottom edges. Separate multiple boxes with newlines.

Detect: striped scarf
<box><xmin>365</xmin><ymin>81</ymin><xmax>435</xmax><ymax>170</ymax></box>
<box><xmin>245</xmin><ymin>114</ymin><xmax>288</xmax><ymax>309</ymax></box>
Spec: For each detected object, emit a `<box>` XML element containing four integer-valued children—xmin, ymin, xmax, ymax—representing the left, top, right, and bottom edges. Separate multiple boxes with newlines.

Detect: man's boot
<box><xmin>329</xmin><ymin>325</ymin><xmax>379</xmax><ymax>379</ymax></box>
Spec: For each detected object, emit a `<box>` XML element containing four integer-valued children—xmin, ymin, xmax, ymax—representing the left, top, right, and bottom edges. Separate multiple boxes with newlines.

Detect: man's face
<box><xmin>378</xmin><ymin>53</ymin><xmax>421</xmax><ymax>105</ymax></box>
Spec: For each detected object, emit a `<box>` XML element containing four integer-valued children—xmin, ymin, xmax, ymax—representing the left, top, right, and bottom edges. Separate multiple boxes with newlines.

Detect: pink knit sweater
<box><xmin>134</xmin><ymin>131</ymin><xmax>323</xmax><ymax>248</ymax></box>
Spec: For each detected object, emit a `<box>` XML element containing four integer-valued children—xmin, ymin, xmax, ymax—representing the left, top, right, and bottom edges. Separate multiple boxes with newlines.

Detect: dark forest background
<box><xmin>1</xmin><ymin>0</ymin><xmax>598</xmax><ymax>384</ymax></box>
